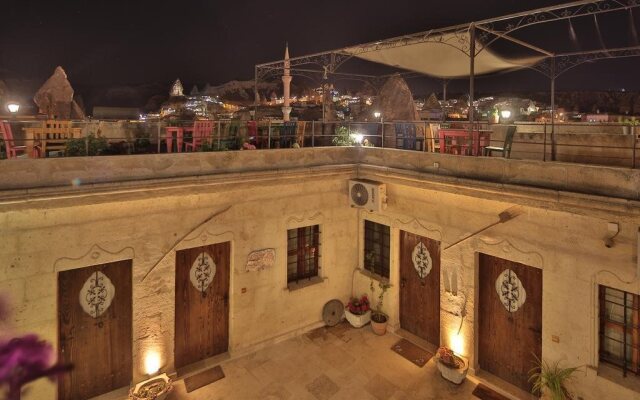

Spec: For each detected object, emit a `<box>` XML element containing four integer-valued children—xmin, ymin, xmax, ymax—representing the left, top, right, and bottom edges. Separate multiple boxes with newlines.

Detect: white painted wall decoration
<box><xmin>190</xmin><ymin>252</ymin><xmax>216</xmax><ymax>293</ymax></box>
<box><xmin>412</xmin><ymin>242</ymin><xmax>432</xmax><ymax>279</ymax></box>
<box><xmin>246</xmin><ymin>248</ymin><xmax>276</xmax><ymax>272</ymax></box>
<box><xmin>79</xmin><ymin>271</ymin><xmax>115</xmax><ymax>318</ymax></box>
<box><xmin>495</xmin><ymin>269</ymin><xmax>526</xmax><ymax>312</ymax></box>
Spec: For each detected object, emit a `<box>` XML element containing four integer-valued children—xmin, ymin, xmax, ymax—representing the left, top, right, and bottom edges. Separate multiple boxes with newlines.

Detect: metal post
<box><xmin>254</xmin><ymin>66</ymin><xmax>259</xmax><ymax>117</ymax></box>
<box><xmin>381</xmin><ymin>119</ymin><xmax>385</xmax><ymax>148</ymax></box>
<box><xmin>469</xmin><ymin>24</ymin><xmax>476</xmax><ymax>138</ymax></box>
<box><xmin>268</xmin><ymin>120</ymin><xmax>272</xmax><ymax>149</ymax></box>
<box><xmin>443</xmin><ymin>80</ymin><xmax>448</xmax><ymax>102</ymax></box>
<box><xmin>217</xmin><ymin>121</ymin><xmax>221</xmax><ymax>149</ymax></box>
<box><xmin>543</xmin><ymin>121</ymin><xmax>547</xmax><ymax>162</ymax></box>
<box><xmin>551</xmin><ymin>58</ymin><xmax>557</xmax><ymax>161</ymax></box>
<box><xmin>311</xmin><ymin>120</ymin><xmax>315</xmax><ymax>147</ymax></box>
<box><xmin>156</xmin><ymin>123</ymin><xmax>161</xmax><ymax>153</ymax></box>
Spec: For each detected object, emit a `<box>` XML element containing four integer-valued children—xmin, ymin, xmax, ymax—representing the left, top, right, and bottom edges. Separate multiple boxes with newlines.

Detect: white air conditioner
<box><xmin>349</xmin><ymin>179</ymin><xmax>387</xmax><ymax>212</ymax></box>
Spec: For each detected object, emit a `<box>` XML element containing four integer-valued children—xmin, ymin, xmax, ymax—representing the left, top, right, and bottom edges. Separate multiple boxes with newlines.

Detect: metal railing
<box><xmin>1</xmin><ymin>119</ymin><xmax>638</xmax><ymax>169</ymax></box>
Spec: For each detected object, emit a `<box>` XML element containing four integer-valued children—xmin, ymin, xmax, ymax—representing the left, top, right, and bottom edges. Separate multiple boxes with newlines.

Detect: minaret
<box><xmin>281</xmin><ymin>43</ymin><xmax>292</xmax><ymax>121</ymax></box>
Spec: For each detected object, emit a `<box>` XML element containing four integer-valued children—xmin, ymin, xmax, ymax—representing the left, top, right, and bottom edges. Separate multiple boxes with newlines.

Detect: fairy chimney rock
<box><xmin>33</xmin><ymin>66</ymin><xmax>76</xmax><ymax>118</ymax></box>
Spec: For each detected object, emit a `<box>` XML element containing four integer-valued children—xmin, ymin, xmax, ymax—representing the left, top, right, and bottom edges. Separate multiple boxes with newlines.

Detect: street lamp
<box><xmin>6</xmin><ymin>102</ymin><xmax>20</xmax><ymax>116</ymax></box>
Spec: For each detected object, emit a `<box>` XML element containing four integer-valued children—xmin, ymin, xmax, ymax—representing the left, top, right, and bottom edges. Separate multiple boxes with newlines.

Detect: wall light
<box><xmin>144</xmin><ymin>350</ymin><xmax>161</xmax><ymax>375</ymax></box>
<box><xmin>6</xmin><ymin>102</ymin><xmax>19</xmax><ymax>114</ymax></box>
<box><xmin>500</xmin><ymin>109</ymin><xmax>511</xmax><ymax>120</ymax></box>
<box><xmin>451</xmin><ymin>333</ymin><xmax>464</xmax><ymax>355</ymax></box>
<box><xmin>373</xmin><ymin>111</ymin><xmax>381</xmax><ymax>119</ymax></box>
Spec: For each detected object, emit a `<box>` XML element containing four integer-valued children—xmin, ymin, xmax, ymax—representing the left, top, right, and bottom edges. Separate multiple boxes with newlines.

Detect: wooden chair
<box><xmin>37</xmin><ymin>120</ymin><xmax>81</xmax><ymax>157</ymax></box>
<box><xmin>184</xmin><ymin>120</ymin><xmax>214</xmax><ymax>151</ymax></box>
<box><xmin>1</xmin><ymin>121</ymin><xmax>36</xmax><ymax>159</ymax></box>
<box><xmin>483</xmin><ymin>125</ymin><xmax>516</xmax><ymax>158</ymax></box>
<box><xmin>394</xmin><ymin>123</ymin><xmax>417</xmax><ymax>150</ymax></box>
<box><xmin>280</xmin><ymin>121</ymin><xmax>297</xmax><ymax>148</ymax></box>
<box><xmin>428</xmin><ymin>123</ymin><xmax>440</xmax><ymax>152</ymax></box>
<box><xmin>295</xmin><ymin>121</ymin><xmax>306</xmax><ymax>147</ymax></box>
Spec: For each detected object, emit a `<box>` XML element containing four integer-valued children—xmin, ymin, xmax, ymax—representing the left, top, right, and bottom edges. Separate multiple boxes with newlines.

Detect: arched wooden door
<box><xmin>57</xmin><ymin>260</ymin><xmax>132</xmax><ymax>400</ymax></box>
<box><xmin>399</xmin><ymin>231</ymin><xmax>441</xmax><ymax>347</ymax></box>
<box><xmin>478</xmin><ymin>253</ymin><xmax>542</xmax><ymax>392</ymax></box>
<box><xmin>175</xmin><ymin>242</ymin><xmax>230</xmax><ymax>369</ymax></box>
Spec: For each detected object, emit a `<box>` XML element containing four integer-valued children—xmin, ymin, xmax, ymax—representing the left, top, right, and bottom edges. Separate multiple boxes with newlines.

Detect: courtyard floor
<box><xmin>165</xmin><ymin>322</ymin><xmax>522</xmax><ymax>400</ymax></box>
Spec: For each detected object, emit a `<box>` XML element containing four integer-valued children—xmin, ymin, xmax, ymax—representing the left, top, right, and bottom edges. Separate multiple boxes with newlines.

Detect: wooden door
<box><xmin>399</xmin><ymin>231</ymin><xmax>440</xmax><ymax>346</ymax></box>
<box><xmin>478</xmin><ymin>253</ymin><xmax>542</xmax><ymax>392</ymax></box>
<box><xmin>175</xmin><ymin>242</ymin><xmax>230</xmax><ymax>369</ymax></box>
<box><xmin>58</xmin><ymin>260</ymin><xmax>132</xmax><ymax>400</ymax></box>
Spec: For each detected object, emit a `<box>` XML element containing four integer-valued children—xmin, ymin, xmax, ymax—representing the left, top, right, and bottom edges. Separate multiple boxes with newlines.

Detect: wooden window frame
<box><xmin>599</xmin><ymin>285</ymin><xmax>640</xmax><ymax>377</ymax></box>
<box><xmin>287</xmin><ymin>225</ymin><xmax>320</xmax><ymax>284</ymax></box>
<box><xmin>363</xmin><ymin>220</ymin><xmax>390</xmax><ymax>279</ymax></box>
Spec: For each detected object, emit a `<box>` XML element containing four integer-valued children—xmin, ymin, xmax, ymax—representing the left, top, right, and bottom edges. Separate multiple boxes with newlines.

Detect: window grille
<box><xmin>599</xmin><ymin>285</ymin><xmax>640</xmax><ymax>377</ymax></box>
<box><xmin>287</xmin><ymin>225</ymin><xmax>320</xmax><ymax>283</ymax></box>
<box><xmin>363</xmin><ymin>220</ymin><xmax>390</xmax><ymax>278</ymax></box>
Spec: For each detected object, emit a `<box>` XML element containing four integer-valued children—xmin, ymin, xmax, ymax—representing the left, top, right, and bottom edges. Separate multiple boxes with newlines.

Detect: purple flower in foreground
<box><xmin>0</xmin><ymin>335</ymin><xmax>72</xmax><ymax>400</ymax></box>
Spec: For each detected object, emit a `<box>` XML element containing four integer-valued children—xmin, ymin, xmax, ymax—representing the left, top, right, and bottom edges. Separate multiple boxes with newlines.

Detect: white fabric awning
<box><xmin>344</xmin><ymin>34</ymin><xmax>543</xmax><ymax>78</ymax></box>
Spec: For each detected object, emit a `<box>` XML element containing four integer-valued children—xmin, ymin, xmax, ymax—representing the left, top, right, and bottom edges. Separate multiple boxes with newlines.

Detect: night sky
<box><xmin>1</xmin><ymin>0</ymin><xmax>640</xmax><ymax>94</ymax></box>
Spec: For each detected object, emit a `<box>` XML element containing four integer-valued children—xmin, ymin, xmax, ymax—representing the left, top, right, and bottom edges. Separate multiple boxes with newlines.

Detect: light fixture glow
<box><xmin>500</xmin><ymin>110</ymin><xmax>511</xmax><ymax>120</ymax></box>
<box><xmin>6</xmin><ymin>103</ymin><xmax>19</xmax><ymax>114</ymax></box>
<box><xmin>373</xmin><ymin>111</ymin><xmax>381</xmax><ymax>119</ymax></box>
<box><xmin>144</xmin><ymin>351</ymin><xmax>161</xmax><ymax>375</ymax></box>
<box><xmin>451</xmin><ymin>333</ymin><xmax>464</xmax><ymax>355</ymax></box>
<box><xmin>352</xmin><ymin>133</ymin><xmax>364</xmax><ymax>144</ymax></box>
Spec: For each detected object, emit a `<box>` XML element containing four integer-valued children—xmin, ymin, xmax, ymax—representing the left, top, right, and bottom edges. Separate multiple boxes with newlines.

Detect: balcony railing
<box><xmin>1</xmin><ymin>119</ymin><xmax>638</xmax><ymax>169</ymax></box>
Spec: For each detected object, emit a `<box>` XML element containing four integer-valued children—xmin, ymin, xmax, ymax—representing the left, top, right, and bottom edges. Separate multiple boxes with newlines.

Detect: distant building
<box><xmin>92</xmin><ymin>106</ymin><xmax>140</xmax><ymax>120</ymax></box>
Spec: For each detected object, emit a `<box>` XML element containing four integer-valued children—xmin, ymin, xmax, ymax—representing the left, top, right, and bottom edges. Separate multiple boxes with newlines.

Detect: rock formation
<box><xmin>372</xmin><ymin>74</ymin><xmax>419</xmax><ymax>121</ymax></box>
<box><xmin>33</xmin><ymin>66</ymin><xmax>84</xmax><ymax>119</ymax></box>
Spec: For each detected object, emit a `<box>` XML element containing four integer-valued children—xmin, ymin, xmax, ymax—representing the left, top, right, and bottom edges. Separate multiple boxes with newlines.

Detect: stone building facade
<box><xmin>0</xmin><ymin>148</ymin><xmax>638</xmax><ymax>399</ymax></box>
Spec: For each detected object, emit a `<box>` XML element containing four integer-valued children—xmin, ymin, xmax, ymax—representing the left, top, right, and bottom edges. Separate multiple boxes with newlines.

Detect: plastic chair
<box><xmin>184</xmin><ymin>120</ymin><xmax>214</xmax><ymax>151</ymax></box>
<box><xmin>295</xmin><ymin>121</ymin><xmax>306</xmax><ymax>147</ymax></box>
<box><xmin>428</xmin><ymin>123</ymin><xmax>440</xmax><ymax>152</ymax></box>
<box><xmin>483</xmin><ymin>125</ymin><xmax>516</xmax><ymax>158</ymax></box>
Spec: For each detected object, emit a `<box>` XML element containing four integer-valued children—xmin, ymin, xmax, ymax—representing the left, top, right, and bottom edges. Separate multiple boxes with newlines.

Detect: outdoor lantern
<box><xmin>6</xmin><ymin>102</ymin><xmax>19</xmax><ymax>115</ymax></box>
<box><xmin>373</xmin><ymin>111</ymin><xmax>381</xmax><ymax>119</ymax></box>
<box><xmin>500</xmin><ymin>110</ymin><xmax>512</xmax><ymax>120</ymax></box>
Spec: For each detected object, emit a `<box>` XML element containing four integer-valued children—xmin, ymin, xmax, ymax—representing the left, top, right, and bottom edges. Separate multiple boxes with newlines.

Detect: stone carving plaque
<box><xmin>495</xmin><ymin>269</ymin><xmax>526</xmax><ymax>313</ymax></box>
<box><xmin>412</xmin><ymin>242</ymin><xmax>432</xmax><ymax>279</ymax></box>
<box><xmin>190</xmin><ymin>252</ymin><xmax>216</xmax><ymax>293</ymax></box>
<box><xmin>79</xmin><ymin>271</ymin><xmax>115</xmax><ymax>318</ymax></box>
<box><xmin>246</xmin><ymin>248</ymin><xmax>276</xmax><ymax>272</ymax></box>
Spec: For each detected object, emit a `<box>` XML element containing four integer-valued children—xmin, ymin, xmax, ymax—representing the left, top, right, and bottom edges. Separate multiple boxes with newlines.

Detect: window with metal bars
<box><xmin>287</xmin><ymin>225</ymin><xmax>320</xmax><ymax>283</ymax></box>
<box><xmin>363</xmin><ymin>220</ymin><xmax>390</xmax><ymax>279</ymax></box>
<box><xmin>599</xmin><ymin>285</ymin><xmax>640</xmax><ymax>377</ymax></box>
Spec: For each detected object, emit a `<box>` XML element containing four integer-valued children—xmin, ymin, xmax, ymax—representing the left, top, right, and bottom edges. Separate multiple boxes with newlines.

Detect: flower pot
<box><xmin>370</xmin><ymin>313</ymin><xmax>388</xmax><ymax>335</ymax></box>
<box><xmin>129</xmin><ymin>373</ymin><xmax>173</xmax><ymax>400</ymax></box>
<box><xmin>344</xmin><ymin>309</ymin><xmax>371</xmax><ymax>328</ymax></box>
<box><xmin>435</xmin><ymin>354</ymin><xmax>469</xmax><ymax>384</ymax></box>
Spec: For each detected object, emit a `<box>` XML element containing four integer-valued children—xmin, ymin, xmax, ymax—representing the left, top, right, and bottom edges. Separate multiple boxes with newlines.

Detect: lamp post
<box><xmin>6</xmin><ymin>102</ymin><xmax>19</xmax><ymax>118</ymax></box>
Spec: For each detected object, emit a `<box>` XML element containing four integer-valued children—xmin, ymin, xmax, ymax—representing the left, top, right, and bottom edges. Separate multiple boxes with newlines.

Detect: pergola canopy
<box><xmin>343</xmin><ymin>33</ymin><xmax>543</xmax><ymax>78</ymax></box>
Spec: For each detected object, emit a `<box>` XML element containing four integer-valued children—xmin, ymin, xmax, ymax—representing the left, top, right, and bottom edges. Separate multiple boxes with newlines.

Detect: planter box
<box><xmin>435</xmin><ymin>354</ymin><xmax>469</xmax><ymax>385</ymax></box>
<box><xmin>344</xmin><ymin>309</ymin><xmax>371</xmax><ymax>328</ymax></box>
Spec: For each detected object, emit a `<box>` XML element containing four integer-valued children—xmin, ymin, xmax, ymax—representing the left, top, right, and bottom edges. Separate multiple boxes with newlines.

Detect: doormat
<box><xmin>472</xmin><ymin>383</ymin><xmax>511</xmax><ymax>400</ymax></box>
<box><xmin>391</xmin><ymin>338</ymin><xmax>433</xmax><ymax>367</ymax></box>
<box><xmin>184</xmin><ymin>365</ymin><xmax>225</xmax><ymax>393</ymax></box>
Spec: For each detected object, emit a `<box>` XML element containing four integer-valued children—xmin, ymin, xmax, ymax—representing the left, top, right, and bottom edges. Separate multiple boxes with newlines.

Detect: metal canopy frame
<box><xmin>255</xmin><ymin>0</ymin><xmax>640</xmax><ymax>160</ymax></box>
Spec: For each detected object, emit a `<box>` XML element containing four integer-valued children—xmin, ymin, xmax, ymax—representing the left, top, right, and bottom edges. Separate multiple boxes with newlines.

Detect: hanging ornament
<box><xmin>495</xmin><ymin>269</ymin><xmax>526</xmax><ymax>313</ymax></box>
<box><xmin>412</xmin><ymin>242</ymin><xmax>432</xmax><ymax>279</ymax></box>
<box><xmin>190</xmin><ymin>252</ymin><xmax>216</xmax><ymax>295</ymax></box>
<box><xmin>79</xmin><ymin>271</ymin><xmax>115</xmax><ymax>319</ymax></box>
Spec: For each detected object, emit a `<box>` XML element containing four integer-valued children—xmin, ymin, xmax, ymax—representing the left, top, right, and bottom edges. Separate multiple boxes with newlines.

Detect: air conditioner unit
<box><xmin>349</xmin><ymin>179</ymin><xmax>387</xmax><ymax>212</ymax></box>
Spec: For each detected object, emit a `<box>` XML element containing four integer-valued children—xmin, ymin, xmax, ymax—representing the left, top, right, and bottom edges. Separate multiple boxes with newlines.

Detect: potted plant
<box><xmin>369</xmin><ymin>278</ymin><xmax>391</xmax><ymax>335</ymax></box>
<box><xmin>344</xmin><ymin>295</ymin><xmax>371</xmax><ymax>328</ymax></box>
<box><xmin>622</xmin><ymin>117</ymin><xmax>639</xmax><ymax>135</ymax></box>
<box><xmin>528</xmin><ymin>356</ymin><xmax>580</xmax><ymax>400</ymax></box>
<box><xmin>489</xmin><ymin>107</ymin><xmax>500</xmax><ymax>124</ymax></box>
<box><xmin>129</xmin><ymin>373</ymin><xmax>173</xmax><ymax>400</ymax></box>
<box><xmin>435</xmin><ymin>346</ymin><xmax>469</xmax><ymax>384</ymax></box>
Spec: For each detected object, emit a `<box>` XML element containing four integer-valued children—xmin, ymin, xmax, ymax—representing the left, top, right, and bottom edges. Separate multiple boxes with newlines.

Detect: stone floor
<box><xmin>167</xmin><ymin>323</ymin><xmax>496</xmax><ymax>400</ymax></box>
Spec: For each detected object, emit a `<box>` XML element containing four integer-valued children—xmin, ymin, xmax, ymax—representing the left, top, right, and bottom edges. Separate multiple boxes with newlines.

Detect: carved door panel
<box><xmin>57</xmin><ymin>260</ymin><xmax>132</xmax><ymax>400</ymax></box>
<box><xmin>478</xmin><ymin>253</ymin><xmax>542</xmax><ymax>392</ymax></box>
<box><xmin>175</xmin><ymin>242</ymin><xmax>230</xmax><ymax>369</ymax></box>
<box><xmin>399</xmin><ymin>231</ymin><xmax>440</xmax><ymax>346</ymax></box>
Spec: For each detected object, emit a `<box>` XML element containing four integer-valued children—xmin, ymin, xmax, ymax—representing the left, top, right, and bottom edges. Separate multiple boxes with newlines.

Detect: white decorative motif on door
<box><xmin>79</xmin><ymin>271</ymin><xmax>115</xmax><ymax>318</ymax></box>
<box><xmin>190</xmin><ymin>252</ymin><xmax>216</xmax><ymax>294</ymax></box>
<box><xmin>412</xmin><ymin>241</ymin><xmax>432</xmax><ymax>279</ymax></box>
<box><xmin>495</xmin><ymin>268</ymin><xmax>527</xmax><ymax>312</ymax></box>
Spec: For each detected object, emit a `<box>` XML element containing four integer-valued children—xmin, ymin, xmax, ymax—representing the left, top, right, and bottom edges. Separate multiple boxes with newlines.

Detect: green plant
<box><xmin>624</xmin><ymin>117</ymin><xmax>639</xmax><ymax>126</ymax></box>
<box><xmin>528</xmin><ymin>355</ymin><xmax>580</xmax><ymax>400</ymax></box>
<box><xmin>369</xmin><ymin>278</ymin><xmax>391</xmax><ymax>323</ymax></box>
<box><xmin>332</xmin><ymin>125</ymin><xmax>355</xmax><ymax>146</ymax></box>
<box><xmin>64</xmin><ymin>134</ymin><xmax>108</xmax><ymax>157</ymax></box>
